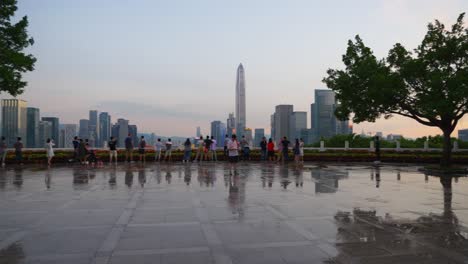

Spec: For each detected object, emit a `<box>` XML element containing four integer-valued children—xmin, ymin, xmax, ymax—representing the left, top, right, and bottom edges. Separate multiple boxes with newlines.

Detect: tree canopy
<box><xmin>0</xmin><ymin>0</ymin><xmax>36</xmax><ymax>96</ymax></box>
<box><xmin>323</xmin><ymin>13</ymin><xmax>468</xmax><ymax>167</ymax></box>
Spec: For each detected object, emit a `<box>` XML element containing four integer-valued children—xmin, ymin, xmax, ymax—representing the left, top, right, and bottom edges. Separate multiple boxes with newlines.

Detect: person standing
<box><xmin>299</xmin><ymin>138</ymin><xmax>305</xmax><ymax>163</ymax></box>
<box><xmin>125</xmin><ymin>134</ymin><xmax>134</xmax><ymax>163</ymax></box>
<box><xmin>210</xmin><ymin>136</ymin><xmax>217</xmax><ymax>162</ymax></box>
<box><xmin>223</xmin><ymin>134</ymin><xmax>229</xmax><ymax>159</ymax></box>
<box><xmin>227</xmin><ymin>134</ymin><xmax>240</xmax><ymax>173</ymax></box>
<box><xmin>203</xmin><ymin>136</ymin><xmax>212</xmax><ymax>161</ymax></box>
<box><xmin>108</xmin><ymin>136</ymin><xmax>118</xmax><ymax>163</ymax></box>
<box><xmin>72</xmin><ymin>136</ymin><xmax>80</xmax><ymax>162</ymax></box>
<box><xmin>293</xmin><ymin>138</ymin><xmax>300</xmax><ymax>164</ymax></box>
<box><xmin>267</xmin><ymin>138</ymin><xmax>275</xmax><ymax>162</ymax></box>
<box><xmin>13</xmin><ymin>137</ymin><xmax>23</xmax><ymax>165</ymax></box>
<box><xmin>45</xmin><ymin>138</ymin><xmax>55</xmax><ymax>166</ymax></box>
<box><xmin>374</xmin><ymin>136</ymin><xmax>381</xmax><ymax>163</ymax></box>
<box><xmin>154</xmin><ymin>138</ymin><xmax>163</xmax><ymax>162</ymax></box>
<box><xmin>281</xmin><ymin>137</ymin><xmax>290</xmax><ymax>162</ymax></box>
<box><xmin>0</xmin><ymin>137</ymin><xmax>7</xmax><ymax>167</ymax></box>
<box><xmin>164</xmin><ymin>138</ymin><xmax>173</xmax><ymax>162</ymax></box>
<box><xmin>240</xmin><ymin>136</ymin><xmax>250</xmax><ymax>161</ymax></box>
<box><xmin>138</xmin><ymin>136</ymin><xmax>146</xmax><ymax>163</ymax></box>
<box><xmin>276</xmin><ymin>139</ymin><xmax>283</xmax><ymax>162</ymax></box>
<box><xmin>194</xmin><ymin>136</ymin><xmax>204</xmax><ymax>162</ymax></box>
<box><xmin>260</xmin><ymin>137</ymin><xmax>267</xmax><ymax>161</ymax></box>
<box><xmin>183</xmin><ymin>138</ymin><xmax>192</xmax><ymax>163</ymax></box>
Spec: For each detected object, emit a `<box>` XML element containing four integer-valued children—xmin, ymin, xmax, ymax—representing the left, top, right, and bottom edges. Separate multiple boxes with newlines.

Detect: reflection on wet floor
<box><xmin>0</xmin><ymin>162</ymin><xmax>466</xmax><ymax>263</ymax></box>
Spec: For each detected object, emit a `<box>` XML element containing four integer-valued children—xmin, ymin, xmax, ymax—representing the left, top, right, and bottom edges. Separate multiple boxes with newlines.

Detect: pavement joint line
<box><xmin>127</xmin><ymin>221</ymin><xmax>200</xmax><ymax>227</ymax></box>
<box><xmin>227</xmin><ymin>240</ymin><xmax>314</xmax><ymax>250</ymax></box>
<box><xmin>284</xmin><ymin>220</ymin><xmax>320</xmax><ymax>241</ymax></box>
<box><xmin>264</xmin><ymin>205</ymin><xmax>288</xmax><ymax>220</ymax></box>
<box><xmin>112</xmin><ymin>246</ymin><xmax>211</xmax><ymax>256</ymax></box>
<box><xmin>317</xmin><ymin>243</ymin><xmax>339</xmax><ymax>258</ymax></box>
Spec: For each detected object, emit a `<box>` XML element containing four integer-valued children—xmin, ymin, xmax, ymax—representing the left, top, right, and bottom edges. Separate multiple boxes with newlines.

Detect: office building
<box><xmin>290</xmin><ymin>111</ymin><xmax>307</xmax><ymax>140</ymax></box>
<box><xmin>1</xmin><ymin>99</ymin><xmax>27</xmax><ymax>146</ymax></box>
<box><xmin>38</xmin><ymin>121</ymin><xmax>52</xmax><ymax>146</ymax></box>
<box><xmin>211</xmin><ymin>121</ymin><xmax>227</xmax><ymax>147</ymax></box>
<box><xmin>270</xmin><ymin>114</ymin><xmax>276</xmax><ymax>142</ymax></box>
<box><xmin>79</xmin><ymin>119</ymin><xmax>89</xmax><ymax>139</ymax></box>
<box><xmin>196</xmin><ymin>126</ymin><xmax>201</xmax><ymax>137</ymax></box>
<box><xmin>235</xmin><ymin>63</ymin><xmax>246</xmax><ymax>136</ymax></box>
<box><xmin>226</xmin><ymin>113</ymin><xmax>235</xmax><ymax>137</ymax></box>
<box><xmin>254</xmin><ymin>128</ymin><xmax>265</xmax><ymax>147</ymax></box>
<box><xmin>459</xmin><ymin>129</ymin><xmax>468</xmax><ymax>142</ymax></box>
<box><xmin>112</xmin><ymin>118</ymin><xmax>129</xmax><ymax>147</ymax></box>
<box><xmin>129</xmin><ymin>125</ymin><xmax>138</xmax><ymax>146</ymax></box>
<box><xmin>99</xmin><ymin>112</ymin><xmax>111</xmax><ymax>147</ymax></box>
<box><xmin>62</xmin><ymin>124</ymin><xmax>77</xmax><ymax>148</ymax></box>
<box><xmin>272</xmin><ymin>105</ymin><xmax>293</xmax><ymax>142</ymax></box>
<box><xmin>26</xmin><ymin>107</ymin><xmax>40</xmax><ymax>148</ymax></box>
<box><xmin>311</xmin><ymin>89</ymin><xmax>351</xmax><ymax>142</ymax></box>
<box><xmin>41</xmin><ymin>117</ymin><xmax>59</xmax><ymax>143</ymax></box>
<box><xmin>244</xmin><ymin>128</ymin><xmax>253</xmax><ymax>146</ymax></box>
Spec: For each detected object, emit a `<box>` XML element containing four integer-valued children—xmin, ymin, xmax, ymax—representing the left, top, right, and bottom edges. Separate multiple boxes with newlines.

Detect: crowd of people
<box><xmin>0</xmin><ymin>133</ymin><xmax>305</xmax><ymax>167</ymax></box>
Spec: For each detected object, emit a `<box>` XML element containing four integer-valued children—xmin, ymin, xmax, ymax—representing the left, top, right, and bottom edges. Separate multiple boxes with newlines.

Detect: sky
<box><xmin>4</xmin><ymin>0</ymin><xmax>468</xmax><ymax>137</ymax></box>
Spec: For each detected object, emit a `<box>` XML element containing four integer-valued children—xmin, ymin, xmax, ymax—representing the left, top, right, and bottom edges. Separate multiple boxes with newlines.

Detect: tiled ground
<box><xmin>0</xmin><ymin>162</ymin><xmax>466</xmax><ymax>264</ymax></box>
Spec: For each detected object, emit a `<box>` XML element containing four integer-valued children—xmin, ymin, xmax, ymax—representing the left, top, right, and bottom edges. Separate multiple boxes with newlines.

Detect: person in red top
<box><xmin>267</xmin><ymin>138</ymin><xmax>275</xmax><ymax>162</ymax></box>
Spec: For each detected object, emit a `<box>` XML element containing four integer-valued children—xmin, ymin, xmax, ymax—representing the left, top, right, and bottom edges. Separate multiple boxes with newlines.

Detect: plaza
<box><xmin>0</xmin><ymin>162</ymin><xmax>466</xmax><ymax>264</ymax></box>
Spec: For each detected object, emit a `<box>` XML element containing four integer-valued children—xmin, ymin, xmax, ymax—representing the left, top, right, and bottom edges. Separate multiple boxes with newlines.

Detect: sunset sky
<box><xmin>4</xmin><ymin>0</ymin><xmax>468</xmax><ymax>137</ymax></box>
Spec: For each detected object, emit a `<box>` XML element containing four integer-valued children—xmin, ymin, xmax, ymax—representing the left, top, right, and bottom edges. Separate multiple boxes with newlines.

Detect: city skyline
<box><xmin>2</xmin><ymin>0</ymin><xmax>468</xmax><ymax>137</ymax></box>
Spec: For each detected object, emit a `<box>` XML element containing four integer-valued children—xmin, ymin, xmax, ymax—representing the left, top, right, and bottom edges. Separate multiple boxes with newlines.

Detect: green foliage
<box><xmin>323</xmin><ymin>13</ymin><xmax>468</xmax><ymax>166</ymax></box>
<box><xmin>0</xmin><ymin>0</ymin><xmax>36</xmax><ymax>96</ymax></box>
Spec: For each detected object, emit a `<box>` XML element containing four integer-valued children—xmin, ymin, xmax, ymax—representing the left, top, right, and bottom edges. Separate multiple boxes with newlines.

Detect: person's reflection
<box><xmin>73</xmin><ymin>167</ymin><xmax>89</xmax><ymax>185</ymax></box>
<box><xmin>155</xmin><ymin>164</ymin><xmax>162</xmax><ymax>184</ymax></box>
<box><xmin>13</xmin><ymin>167</ymin><xmax>23</xmax><ymax>188</ymax></box>
<box><xmin>0</xmin><ymin>169</ymin><xmax>6</xmax><ymax>189</ymax></box>
<box><xmin>125</xmin><ymin>166</ymin><xmax>134</xmax><ymax>188</ymax></box>
<box><xmin>165</xmin><ymin>164</ymin><xmax>173</xmax><ymax>184</ymax></box>
<box><xmin>397</xmin><ymin>171</ymin><xmax>401</xmax><ymax>181</ymax></box>
<box><xmin>197</xmin><ymin>166</ymin><xmax>208</xmax><ymax>187</ymax></box>
<box><xmin>45</xmin><ymin>169</ymin><xmax>51</xmax><ymax>189</ymax></box>
<box><xmin>184</xmin><ymin>164</ymin><xmax>192</xmax><ymax>186</ymax></box>
<box><xmin>109</xmin><ymin>165</ymin><xmax>117</xmax><ymax>187</ymax></box>
<box><xmin>206</xmin><ymin>167</ymin><xmax>215</xmax><ymax>187</ymax></box>
<box><xmin>374</xmin><ymin>166</ymin><xmax>381</xmax><ymax>188</ymax></box>
<box><xmin>228</xmin><ymin>174</ymin><xmax>245</xmax><ymax>219</ymax></box>
<box><xmin>279</xmin><ymin>165</ymin><xmax>290</xmax><ymax>190</ymax></box>
<box><xmin>293</xmin><ymin>165</ymin><xmax>303</xmax><ymax>188</ymax></box>
<box><xmin>138</xmin><ymin>166</ymin><xmax>146</xmax><ymax>188</ymax></box>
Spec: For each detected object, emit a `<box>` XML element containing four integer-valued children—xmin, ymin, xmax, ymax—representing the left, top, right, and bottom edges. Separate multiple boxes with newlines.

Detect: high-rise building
<box><xmin>38</xmin><ymin>121</ymin><xmax>52</xmax><ymax>146</ymax></box>
<box><xmin>88</xmin><ymin>110</ymin><xmax>99</xmax><ymax>147</ymax></box>
<box><xmin>273</xmin><ymin>105</ymin><xmax>293</xmax><ymax>142</ymax></box>
<box><xmin>62</xmin><ymin>124</ymin><xmax>77</xmax><ymax>148</ymax></box>
<box><xmin>99</xmin><ymin>112</ymin><xmax>111</xmax><ymax>147</ymax></box>
<box><xmin>26</xmin><ymin>107</ymin><xmax>40</xmax><ymax>148</ymax></box>
<box><xmin>270</xmin><ymin>114</ymin><xmax>276</xmax><ymax>142</ymax></box>
<box><xmin>459</xmin><ymin>129</ymin><xmax>468</xmax><ymax>142</ymax></box>
<box><xmin>254</xmin><ymin>128</ymin><xmax>265</xmax><ymax>147</ymax></box>
<box><xmin>226</xmin><ymin>113</ymin><xmax>235</xmax><ymax>137</ymax></box>
<box><xmin>1</xmin><ymin>99</ymin><xmax>27</xmax><ymax>146</ymax></box>
<box><xmin>311</xmin><ymin>89</ymin><xmax>351</xmax><ymax>142</ymax></box>
<box><xmin>129</xmin><ymin>125</ymin><xmax>138</xmax><ymax>146</ymax></box>
<box><xmin>235</xmin><ymin>63</ymin><xmax>246</xmax><ymax>136</ymax></box>
<box><xmin>41</xmin><ymin>117</ymin><xmax>60</xmax><ymax>143</ymax></box>
<box><xmin>196</xmin><ymin>126</ymin><xmax>201</xmax><ymax>137</ymax></box>
<box><xmin>244</xmin><ymin>128</ymin><xmax>253</xmax><ymax>146</ymax></box>
<box><xmin>79</xmin><ymin>119</ymin><xmax>89</xmax><ymax>139</ymax></box>
<box><xmin>290</xmin><ymin>111</ymin><xmax>307</xmax><ymax>140</ymax></box>
<box><xmin>112</xmin><ymin>118</ymin><xmax>129</xmax><ymax>147</ymax></box>
<box><xmin>211</xmin><ymin>121</ymin><xmax>227</xmax><ymax>147</ymax></box>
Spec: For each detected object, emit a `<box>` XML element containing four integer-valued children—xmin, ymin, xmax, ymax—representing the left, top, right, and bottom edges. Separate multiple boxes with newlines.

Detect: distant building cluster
<box><xmin>1</xmin><ymin>99</ymin><xmax>138</xmax><ymax>148</ymax></box>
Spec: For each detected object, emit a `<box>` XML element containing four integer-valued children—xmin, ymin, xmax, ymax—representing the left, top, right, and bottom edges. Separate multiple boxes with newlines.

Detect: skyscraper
<box><xmin>79</xmin><ymin>119</ymin><xmax>89</xmax><ymax>139</ymax></box>
<box><xmin>235</xmin><ymin>63</ymin><xmax>246</xmax><ymax>136</ymax></box>
<box><xmin>26</xmin><ymin>107</ymin><xmax>40</xmax><ymax>148</ymax></box>
<box><xmin>62</xmin><ymin>124</ymin><xmax>77</xmax><ymax>148</ymax></box>
<box><xmin>112</xmin><ymin>118</ymin><xmax>129</xmax><ymax>147</ymax></box>
<box><xmin>226</xmin><ymin>113</ymin><xmax>235</xmax><ymax>137</ymax></box>
<box><xmin>129</xmin><ymin>125</ymin><xmax>138</xmax><ymax>146</ymax></box>
<box><xmin>99</xmin><ymin>112</ymin><xmax>111</xmax><ymax>147</ymax></box>
<box><xmin>211</xmin><ymin>121</ymin><xmax>227</xmax><ymax>147</ymax></box>
<box><xmin>273</xmin><ymin>105</ymin><xmax>293</xmax><ymax>142</ymax></box>
<box><xmin>311</xmin><ymin>89</ymin><xmax>351</xmax><ymax>142</ymax></box>
<box><xmin>88</xmin><ymin>110</ymin><xmax>98</xmax><ymax>147</ymax></box>
<box><xmin>254</xmin><ymin>128</ymin><xmax>265</xmax><ymax>147</ymax></box>
<box><xmin>290</xmin><ymin>111</ymin><xmax>307</xmax><ymax>140</ymax></box>
<box><xmin>41</xmin><ymin>117</ymin><xmax>60</xmax><ymax>143</ymax></box>
<box><xmin>38</xmin><ymin>121</ymin><xmax>52</xmax><ymax>146</ymax></box>
<box><xmin>1</xmin><ymin>99</ymin><xmax>27</xmax><ymax>146</ymax></box>
<box><xmin>196</xmin><ymin>126</ymin><xmax>201</xmax><ymax>137</ymax></box>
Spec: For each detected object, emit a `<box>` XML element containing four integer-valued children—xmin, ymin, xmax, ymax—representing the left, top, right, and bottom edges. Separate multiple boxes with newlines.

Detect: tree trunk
<box><xmin>441</xmin><ymin>129</ymin><xmax>452</xmax><ymax>168</ymax></box>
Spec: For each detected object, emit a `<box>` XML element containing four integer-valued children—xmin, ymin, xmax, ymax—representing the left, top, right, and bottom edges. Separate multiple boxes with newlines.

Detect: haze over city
<box><xmin>3</xmin><ymin>0</ymin><xmax>468</xmax><ymax>137</ymax></box>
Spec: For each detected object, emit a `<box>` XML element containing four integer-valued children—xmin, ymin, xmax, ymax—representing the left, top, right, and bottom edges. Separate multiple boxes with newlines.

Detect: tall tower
<box><xmin>235</xmin><ymin>63</ymin><xmax>246</xmax><ymax>136</ymax></box>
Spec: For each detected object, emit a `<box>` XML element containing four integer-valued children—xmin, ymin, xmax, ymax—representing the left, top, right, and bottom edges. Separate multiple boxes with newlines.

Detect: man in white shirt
<box><xmin>154</xmin><ymin>138</ymin><xmax>163</xmax><ymax>162</ymax></box>
<box><xmin>210</xmin><ymin>136</ymin><xmax>217</xmax><ymax>161</ymax></box>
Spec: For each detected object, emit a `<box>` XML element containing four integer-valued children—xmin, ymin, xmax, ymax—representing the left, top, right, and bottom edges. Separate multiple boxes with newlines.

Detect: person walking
<box><xmin>203</xmin><ymin>136</ymin><xmax>212</xmax><ymax>161</ymax></box>
<box><xmin>223</xmin><ymin>134</ymin><xmax>229</xmax><ymax>159</ymax></box>
<box><xmin>260</xmin><ymin>137</ymin><xmax>267</xmax><ymax>161</ymax></box>
<box><xmin>293</xmin><ymin>138</ymin><xmax>300</xmax><ymax>164</ymax></box>
<box><xmin>276</xmin><ymin>139</ymin><xmax>283</xmax><ymax>162</ymax></box>
<box><xmin>281</xmin><ymin>137</ymin><xmax>290</xmax><ymax>162</ymax></box>
<box><xmin>0</xmin><ymin>137</ymin><xmax>7</xmax><ymax>167</ymax></box>
<box><xmin>183</xmin><ymin>138</ymin><xmax>192</xmax><ymax>163</ymax></box>
<box><xmin>45</xmin><ymin>138</ymin><xmax>55</xmax><ymax>166</ymax></box>
<box><xmin>194</xmin><ymin>136</ymin><xmax>204</xmax><ymax>162</ymax></box>
<box><xmin>154</xmin><ymin>138</ymin><xmax>163</xmax><ymax>162</ymax></box>
<box><xmin>210</xmin><ymin>136</ymin><xmax>217</xmax><ymax>161</ymax></box>
<box><xmin>125</xmin><ymin>134</ymin><xmax>134</xmax><ymax>163</ymax></box>
<box><xmin>138</xmin><ymin>136</ymin><xmax>146</xmax><ymax>163</ymax></box>
<box><xmin>267</xmin><ymin>138</ymin><xmax>275</xmax><ymax>162</ymax></box>
<box><xmin>13</xmin><ymin>137</ymin><xmax>23</xmax><ymax>165</ymax></box>
<box><xmin>240</xmin><ymin>136</ymin><xmax>250</xmax><ymax>161</ymax></box>
<box><xmin>108</xmin><ymin>136</ymin><xmax>118</xmax><ymax>163</ymax></box>
<box><xmin>164</xmin><ymin>138</ymin><xmax>173</xmax><ymax>162</ymax></box>
<box><xmin>299</xmin><ymin>138</ymin><xmax>305</xmax><ymax>163</ymax></box>
<box><xmin>78</xmin><ymin>139</ymin><xmax>87</xmax><ymax>164</ymax></box>
<box><xmin>227</xmin><ymin>134</ymin><xmax>240</xmax><ymax>174</ymax></box>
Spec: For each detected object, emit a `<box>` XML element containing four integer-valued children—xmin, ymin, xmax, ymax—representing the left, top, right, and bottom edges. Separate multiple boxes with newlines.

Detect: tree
<box><xmin>0</xmin><ymin>0</ymin><xmax>36</xmax><ymax>96</ymax></box>
<box><xmin>323</xmin><ymin>13</ymin><xmax>468</xmax><ymax>167</ymax></box>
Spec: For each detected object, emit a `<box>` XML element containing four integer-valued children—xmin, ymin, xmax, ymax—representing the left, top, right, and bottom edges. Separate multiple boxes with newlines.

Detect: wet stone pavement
<box><xmin>0</xmin><ymin>162</ymin><xmax>466</xmax><ymax>264</ymax></box>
